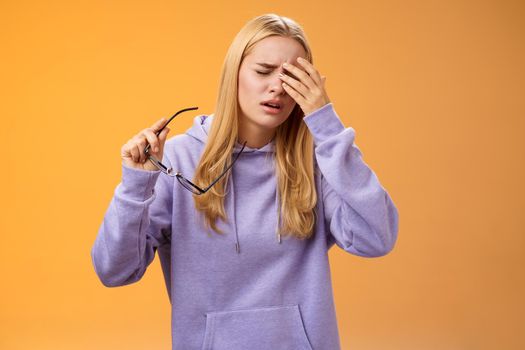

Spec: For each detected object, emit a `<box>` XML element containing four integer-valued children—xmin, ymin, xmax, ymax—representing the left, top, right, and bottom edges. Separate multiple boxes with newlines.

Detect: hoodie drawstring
<box><xmin>228</xmin><ymin>174</ymin><xmax>241</xmax><ymax>254</ymax></box>
<box><xmin>229</xmin><ymin>169</ymin><xmax>282</xmax><ymax>255</ymax></box>
<box><xmin>275</xmin><ymin>187</ymin><xmax>282</xmax><ymax>244</ymax></box>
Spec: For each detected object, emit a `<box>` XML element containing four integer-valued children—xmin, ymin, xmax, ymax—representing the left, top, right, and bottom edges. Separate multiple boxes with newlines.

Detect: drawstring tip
<box><xmin>277</xmin><ymin>233</ymin><xmax>281</xmax><ymax>244</ymax></box>
<box><xmin>235</xmin><ymin>242</ymin><xmax>240</xmax><ymax>253</ymax></box>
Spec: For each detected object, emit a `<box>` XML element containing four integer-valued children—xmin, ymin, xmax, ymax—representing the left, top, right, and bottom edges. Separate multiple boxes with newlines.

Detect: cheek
<box><xmin>238</xmin><ymin>75</ymin><xmax>256</xmax><ymax>101</ymax></box>
<box><xmin>286</xmin><ymin>100</ymin><xmax>297</xmax><ymax>114</ymax></box>
<box><xmin>245</xmin><ymin>77</ymin><xmax>263</xmax><ymax>94</ymax></box>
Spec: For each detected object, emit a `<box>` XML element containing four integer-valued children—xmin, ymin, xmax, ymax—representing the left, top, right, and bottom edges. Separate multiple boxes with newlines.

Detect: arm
<box><xmin>303</xmin><ymin>103</ymin><xmax>399</xmax><ymax>257</ymax></box>
<box><xmin>90</xmin><ymin>162</ymin><xmax>173</xmax><ymax>287</ymax></box>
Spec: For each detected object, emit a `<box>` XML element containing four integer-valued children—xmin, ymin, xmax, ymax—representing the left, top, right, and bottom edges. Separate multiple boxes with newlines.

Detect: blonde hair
<box><xmin>192</xmin><ymin>13</ymin><xmax>317</xmax><ymax>240</ymax></box>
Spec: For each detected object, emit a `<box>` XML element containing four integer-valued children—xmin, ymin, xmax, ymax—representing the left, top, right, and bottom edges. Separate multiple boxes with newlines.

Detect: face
<box><xmin>237</xmin><ymin>35</ymin><xmax>307</xmax><ymax>136</ymax></box>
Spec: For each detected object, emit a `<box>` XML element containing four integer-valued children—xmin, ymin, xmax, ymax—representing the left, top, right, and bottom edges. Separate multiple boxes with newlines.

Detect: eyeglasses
<box><xmin>144</xmin><ymin>107</ymin><xmax>247</xmax><ymax>195</ymax></box>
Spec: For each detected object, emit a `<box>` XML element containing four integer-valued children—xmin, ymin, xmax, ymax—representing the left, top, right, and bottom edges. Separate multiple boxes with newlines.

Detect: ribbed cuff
<box><xmin>303</xmin><ymin>103</ymin><xmax>345</xmax><ymax>144</ymax></box>
<box><xmin>119</xmin><ymin>163</ymin><xmax>162</xmax><ymax>201</ymax></box>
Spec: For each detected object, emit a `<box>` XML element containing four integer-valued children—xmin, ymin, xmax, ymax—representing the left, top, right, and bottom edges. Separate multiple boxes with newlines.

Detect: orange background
<box><xmin>1</xmin><ymin>1</ymin><xmax>524</xmax><ymax>349</ymax></box>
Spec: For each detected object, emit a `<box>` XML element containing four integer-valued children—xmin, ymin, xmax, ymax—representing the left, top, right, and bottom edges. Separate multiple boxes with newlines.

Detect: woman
<box><xmin>91</xmin><ymin>13</ymin><xmax>399</xmax><ymax>350</ymax></box>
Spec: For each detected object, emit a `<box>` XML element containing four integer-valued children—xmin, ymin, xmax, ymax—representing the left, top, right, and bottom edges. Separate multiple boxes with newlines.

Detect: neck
<box><xmin>238</xmin><ymin>120</ymin><xmax>275</xmax><ymax>149</ymax></box>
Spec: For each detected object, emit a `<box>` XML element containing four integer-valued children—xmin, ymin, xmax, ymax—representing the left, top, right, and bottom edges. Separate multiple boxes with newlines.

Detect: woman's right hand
<box><xmin>120</xmin><ymin>117</ymin><xmax>171</xmax><ymax>171</ymax></box>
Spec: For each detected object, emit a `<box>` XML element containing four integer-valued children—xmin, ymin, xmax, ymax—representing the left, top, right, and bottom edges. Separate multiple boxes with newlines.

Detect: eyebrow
<box><xmin>255</xmin><ymin>62</ymin><xmax>280</xmax><ymax>68</ymax></box>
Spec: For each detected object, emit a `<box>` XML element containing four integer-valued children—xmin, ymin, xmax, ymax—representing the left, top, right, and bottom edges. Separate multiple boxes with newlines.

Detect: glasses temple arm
<box><xmin>202</xmin><ymin>141</ymin><xmax>247</xmax><ymax>192</ymax></box>
<box><xmin>145</xmin><ymin>106</ymin><xmax>199</xmax><ymax>154</ymax></box>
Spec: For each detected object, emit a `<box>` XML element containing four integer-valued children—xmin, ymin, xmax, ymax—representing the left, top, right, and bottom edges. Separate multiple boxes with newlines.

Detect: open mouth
<box><xmin>261</xmin><ymin>102</ymin><xmax>281</xmax><ymax>110</ymax></box>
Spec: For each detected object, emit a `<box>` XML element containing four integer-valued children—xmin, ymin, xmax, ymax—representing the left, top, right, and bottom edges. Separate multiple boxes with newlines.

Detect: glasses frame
<box><xmin>144</xmin><ymin>107</ymin><xmax>247</xmax><ymax>195</ymax></box>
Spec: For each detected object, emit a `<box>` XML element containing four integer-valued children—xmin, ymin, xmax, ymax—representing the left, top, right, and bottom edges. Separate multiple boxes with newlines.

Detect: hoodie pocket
<box><xmin>201</xmin><ymin>304</ymin><xmax>313</xmax><ymax>350</ymax></box>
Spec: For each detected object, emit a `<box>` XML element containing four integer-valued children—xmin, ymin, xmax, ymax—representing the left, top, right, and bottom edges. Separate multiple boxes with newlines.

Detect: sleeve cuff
<box><xmin>303</xmin><ymin>103</ymin><xmax>345</xmax><ymax>144</ymax></box>
<box><xmin>118</xmin><ymin>163</ymin><xmax>162</xmax><ymax>201</ymax></box>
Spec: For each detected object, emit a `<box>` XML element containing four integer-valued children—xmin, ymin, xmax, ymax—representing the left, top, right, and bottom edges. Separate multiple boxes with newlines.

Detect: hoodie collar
<box><xmin>185</xmin><ymin>114</ymin><xmax>276</xmax><ymax>154</ymax></box>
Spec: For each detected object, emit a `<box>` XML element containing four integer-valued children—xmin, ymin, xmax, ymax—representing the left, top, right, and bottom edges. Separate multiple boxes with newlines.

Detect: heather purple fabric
<box><xmin>91</xmin><ymin>103</ymin><xmax>399</xmax><ymax>350</ymax></box>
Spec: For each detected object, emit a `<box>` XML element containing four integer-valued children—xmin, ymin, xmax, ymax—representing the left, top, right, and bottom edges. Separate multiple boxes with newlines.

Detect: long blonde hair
<box><xmin>193</xmin><ymin>13</ymin><xmax>317</xmax><ymax>240</ymax></box>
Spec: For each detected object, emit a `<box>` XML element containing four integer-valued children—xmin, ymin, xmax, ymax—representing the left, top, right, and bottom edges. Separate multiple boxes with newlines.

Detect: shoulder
<box><xmin>162</xmin><ymin>133</ymin><xmax>205</xmax><ymax>166</ymax></box>
<box><xmin>165</xmin><ymin>133</ymin><xmax>200</xmax><ymax>149</ymax></box>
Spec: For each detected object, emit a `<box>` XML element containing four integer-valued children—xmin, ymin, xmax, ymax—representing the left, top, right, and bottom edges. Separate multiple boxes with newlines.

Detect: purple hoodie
<box><xmin>91</xmin><ymin>102</ymin><xmax>399</xmax><ymax>350</ymax></box>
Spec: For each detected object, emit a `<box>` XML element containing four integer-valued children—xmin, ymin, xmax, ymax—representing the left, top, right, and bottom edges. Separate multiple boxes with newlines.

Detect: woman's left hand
<box><xmin>279</xmin><ymin>57</ymin><xmax>331</xmax><ymax>117</ymax></box>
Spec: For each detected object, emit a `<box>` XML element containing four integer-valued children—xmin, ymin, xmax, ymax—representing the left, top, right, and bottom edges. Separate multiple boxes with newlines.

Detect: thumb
<box><xmin>159</xmin><ymin>127</ymin><xmax>170</xmax><ymax>144</ymax></box>
<box><xmin>152</xmin><ymin>117</ymin><xmax>168</xmax><ymax>132</ymax></box>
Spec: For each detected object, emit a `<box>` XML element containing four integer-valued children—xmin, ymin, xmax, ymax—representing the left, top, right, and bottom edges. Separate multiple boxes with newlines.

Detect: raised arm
<box><xmin>304</xmin><ymin>103</ymin><xmax>399</xmax><ymax>257</ymax></box>
<box><xmin>91</xmin><ymin>117</ymin><xmax>173</xmax><ymax>286</ymax></box>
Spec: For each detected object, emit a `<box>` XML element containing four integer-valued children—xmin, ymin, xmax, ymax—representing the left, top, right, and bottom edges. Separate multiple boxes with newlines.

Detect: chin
<box><xmin>259</xmin><ymin>112</ymin><xmax>290</xmax><ymax>127</ymax></box>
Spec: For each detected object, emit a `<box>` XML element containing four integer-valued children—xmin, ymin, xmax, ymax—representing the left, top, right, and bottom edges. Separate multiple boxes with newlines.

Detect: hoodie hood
<box><xmin>184</xmin><ymin>114</ymin><xmax>281</xmax><ymax>254</ymax></box>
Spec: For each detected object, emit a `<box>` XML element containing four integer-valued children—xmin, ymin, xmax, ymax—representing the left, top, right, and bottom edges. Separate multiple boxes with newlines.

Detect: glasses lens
<box><xmin>177</xmin><ymin>176</ymin><xmax>202</xmax><ymax>194</ymax></box>
<box><xmin>148</xmin><ymin>157</ymin><xmax>175</xmax><ymax>176</ymax></box>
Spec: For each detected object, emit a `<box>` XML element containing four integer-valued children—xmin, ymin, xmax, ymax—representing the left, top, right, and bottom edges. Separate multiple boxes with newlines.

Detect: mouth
<box><xmin>260</xmin><ymin>101</ymin><xmax>282</xmax><ymax>111</ymax></box>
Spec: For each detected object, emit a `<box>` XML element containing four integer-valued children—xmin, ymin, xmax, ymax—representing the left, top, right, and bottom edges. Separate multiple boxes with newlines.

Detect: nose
<box><xmin>269</xmin><ymin>69</ymin><xmax>286</xmax><ymax>96</ymax></box>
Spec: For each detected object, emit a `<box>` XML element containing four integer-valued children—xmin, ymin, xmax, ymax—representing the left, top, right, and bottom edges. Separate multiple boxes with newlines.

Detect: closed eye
<box><xmin>256</xmin><ymin>70</ymin><xmax>299</xmax><ymax>80</ymax></box>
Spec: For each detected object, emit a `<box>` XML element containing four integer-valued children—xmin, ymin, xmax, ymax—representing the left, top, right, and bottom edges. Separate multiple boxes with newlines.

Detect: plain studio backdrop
<box><xmin>1</xmin><ymin>0</ymin><xmax>524</xmax><ymax>349</ymax></box>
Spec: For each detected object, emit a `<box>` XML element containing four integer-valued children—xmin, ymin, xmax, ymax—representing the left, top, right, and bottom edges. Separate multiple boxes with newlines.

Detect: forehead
<box><xmin>245</xmin><ymin>36</ymin><xmax>306</xmax><ymax>64</ymax></box>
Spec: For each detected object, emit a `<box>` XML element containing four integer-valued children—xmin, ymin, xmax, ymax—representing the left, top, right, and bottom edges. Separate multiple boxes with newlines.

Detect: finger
<box><xmin>295</xmin><ymin>57</ymin><xmax>323</xmax><ymax>86</ymax></box>
<box><xmin>152</xmin><ymin>128</ymin><xmax>170</xmax><ymax>159</ymax></box>
<box><xmin>279</xmin><ymin>73</ymin><xmax>310</xmax><ymax>98</ymax></box>
<box><xmin>121</xmin><ymin>142</ymin><xmax>133</xmax><ymax>160</ymax></box>
<box><xmin>131</xmin><ymin>135</ymin><xmax>147</xmax><ymax>162</ymax></box>
<box><xmin>127</xmin><ymin>142</ymin><xmax>140</xmax><ymax>163</ymax></box>
<box><xmin>151</xmin><ymin>117</ymin><xmax>168</xmax><ymax>134</ymax></box>
<box><xmin>142</xmin><ymin>128</ymin><xmax>161</xmax><ymax>153</ymax></box>
<box><xmin>283</xmin><ymin>61</ymin><xmax>317</xmax><ymax>90</ymax></box>
<box><xmin>136</xmin><ymin>143</ymin><xmax>147</xmax><ymax>163</ymax></box>
<box><xmin>282</xmin><ymin>82</ymin><xmax>307</xmax><ymax>106</ymax></box>
<box><xmin>158</xmin><ymin>127</ymin><xmax>170</xmax><ymax>147</ymax></box>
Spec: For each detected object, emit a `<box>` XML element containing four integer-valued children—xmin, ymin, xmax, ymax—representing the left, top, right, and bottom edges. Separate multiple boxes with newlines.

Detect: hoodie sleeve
<box><xmin>90</xmin><ymin>161</ymin><xmax>173</xmax><ymax>287</ymax></box>
<box><xmin>303</xmin><ymin>103</ymin><xmax>399</xmax><ymax>257</ymax></box>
